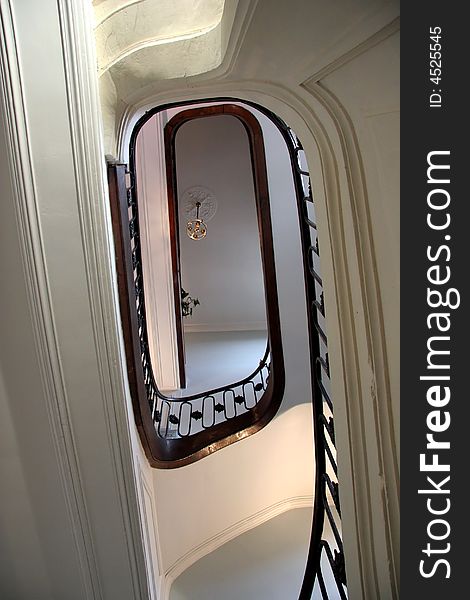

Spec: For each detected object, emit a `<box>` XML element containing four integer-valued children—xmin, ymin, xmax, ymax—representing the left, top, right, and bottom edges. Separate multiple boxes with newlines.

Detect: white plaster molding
<box><xmin>302</xmin><ymin>78</ymin><xmax>399</xmax><ymax>597</ymax></box>
<box><xmin>107</xmin><ymin>0</ymin><xmax>249</xmax><ymax>108</ymax></box>
<box><xmin>161</xmin><ymin>495</ymin><xmax>314</xmax><ymax>600</ymax></box>
<box><xmin>216</xmin><ymin>0</ymin><xmax>259</xmax><ymax>82</ymax></box>
<box><xmin>136</xmin><ymin>115</ymin><xmax>164</xmax><ymax>387</ymax></box>
<box><xmin>181</xmin><ymin>186</ymin><xmax>217</xmax><ymax>222</ymax></box>
<box><xmin>115</xmin><ymin>0</ymin><xmax>258</xmax><ymax>150</ymax></box>
<box><xmin>137</xmin><ymin>464</ymin><xmax>163</xmax><ymax>600</ymax></box>
<box><xmin>303</xmin><ymin>17</ymin><xmax>400</xmax><ymax>84</ymax></box>
<box><xmin>55</xmin><ymin>0</ymin><xmax>151</xmax><ymax>597</ymax></box>
<box><xmin>99</xmin><ymin>22</ymin><xmax>220</xmax><ymax>76</ymax></box>
<box><xmin>0</xmin><ymin>2</ymin><xmax>103</xmax><ymax>597</ymax></box>
<box><xmin>294</xmin><ymin>8</ymin><xmax>399</xmax><ymax>86</ymax></box>
<box><xmin>93</xmin><ymin>0</ymin><xmax>144</xmax><ymax>28</ymax></box>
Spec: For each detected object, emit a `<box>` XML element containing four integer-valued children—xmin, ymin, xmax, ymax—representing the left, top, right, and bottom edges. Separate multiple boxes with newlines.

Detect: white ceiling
<box><xmin>94</xmin><ymin>0</ymin><xmax>230</xmax><ymax>78</ymax></box>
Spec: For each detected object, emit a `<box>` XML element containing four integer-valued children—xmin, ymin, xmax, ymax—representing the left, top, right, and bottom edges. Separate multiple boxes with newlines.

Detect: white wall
<box><xmin>0</xmin><ymin>1</ymin><xmax>150</xmax><ymax>598</ymax></box>
<box><xmin>170</xmin><ymin>507</ymin><xmax>313</xmax><ymax>600</ymax></box>
<box><xmin>320</xmin><ymin>30</ymin><xmax>400</xmax><ymax>461</ymax></box>
<box><xmin>0</xmin><ymin>96</ymin><xmax>80</xmax><ymax>598</ymax></box>
<box><xmin>136</xmin><ymin>112</ymin><xmax>181</xmax><ymax>390</ymax></box>
<box><xmin>176</xmin><ymin>114</ymin><xmax>267</xmax><ymax>332</ymax></box>
<box><xmin>154</xmin><ymin>403</ymin><xmax>314</xmax><ymax>583</ymax></box>
<box><xmin>312</xmin><ymin>26</ymin><xmax>400</xmax><ymax>591</ymax></box>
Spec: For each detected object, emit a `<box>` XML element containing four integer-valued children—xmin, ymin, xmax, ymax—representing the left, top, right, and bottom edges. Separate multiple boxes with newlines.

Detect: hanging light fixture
<box><xmin>186</xmin><ymin>201</ymin><xmax>207</xmax><ymax>240</ymax></box>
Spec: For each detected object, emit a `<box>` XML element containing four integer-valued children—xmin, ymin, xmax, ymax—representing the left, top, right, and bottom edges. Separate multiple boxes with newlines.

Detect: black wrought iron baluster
<box><xmin>272</xmin><ymin>124</ymin><xmax>347</xmax><ymax>599</ymax></box>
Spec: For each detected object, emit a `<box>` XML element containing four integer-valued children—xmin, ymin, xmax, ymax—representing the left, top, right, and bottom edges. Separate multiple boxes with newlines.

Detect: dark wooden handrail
<box><xmin>276</xmin><ymin>120</ymin><xmax>348</xmax><ymax>599</ymax></box>
<box><xmin>108</xmin><ymin>104</ymin><xmax>285</xmax><ymax>468</ymax></box>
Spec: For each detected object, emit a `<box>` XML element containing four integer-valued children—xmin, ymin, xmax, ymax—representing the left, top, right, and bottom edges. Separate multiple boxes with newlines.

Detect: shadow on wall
<box><xmin>170</xmin><ymin>507</ymin><xmax>313</xmax><ymax>600</ymax></box>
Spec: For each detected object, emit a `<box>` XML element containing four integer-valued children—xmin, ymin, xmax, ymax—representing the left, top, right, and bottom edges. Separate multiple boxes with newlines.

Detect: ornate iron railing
<box><xmin>153</xmin><ymin>346</ymin><xmax>271</xmax><ymax>438</ymax></box>
<box><xmin>277</xmin><ymin>123</ymin><xmax>347</xmax><ymax>599</ymax></box>
<box><xmin>109</xmin><ymin>99</ymin><xmax>347</xmax><ymax>597</ymax></box>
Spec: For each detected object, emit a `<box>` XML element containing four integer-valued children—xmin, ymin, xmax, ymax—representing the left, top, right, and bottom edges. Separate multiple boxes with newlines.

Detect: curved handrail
<box><xmin>145</xmin><ymin>341</ymin><xmax>271</xmax><ymax>438</ymax></box>
<box><xmin>108</xmin><ymin>103</ymin><xmax>285</xmax><ymax>468</ymax></box>
<box><xmin>153</xmin><ymin>346</ymin><xmax>271</xmax><ymax>439</ymax></box>
<box><xmin>275</xmin><ymin>119</ymin><xmax>348</xmax><ymax>599</ymax></box>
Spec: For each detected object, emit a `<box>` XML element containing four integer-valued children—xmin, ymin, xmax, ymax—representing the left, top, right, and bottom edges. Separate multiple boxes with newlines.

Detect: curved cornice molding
<box><xmin>93</xmin><ymin>0</ymin><xmax>144</xmax><ymax>28</ymax></box>
<box><xmin>99</xmin><ymin>22</ymin><xmax>221</xmax><ymax>77</ymax></box>
<box><xmin>161</xmin><ymin>496</ymin><xmax>314</xmax><ymax>600</ymax></box>
<box><xmin>303</xmin><ymin>16</ymin><xmax>400</xmax><ymax>84</ymax></box>
<box><xmin>95</xmin><ymin>0</ymin><xmax>229</xmax><ymax>77</ymax></box>
<box><xmin>99</xmin><ymin>0</ymin><xmax>255</xmax><ymax>109</ymax></box>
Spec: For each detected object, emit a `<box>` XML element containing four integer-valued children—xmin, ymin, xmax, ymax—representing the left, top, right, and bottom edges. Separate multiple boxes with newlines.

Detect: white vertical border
<box><xmin>0</xmin><ymin>1</ymin><xmax>103</xmax><ymax>597</ymax></box>
<box><xmin>136</xmin><ymin>112</ymin><xmax>180</xmax><ymax>390</ymax></box>
<box><xmin>55</xmin><ymin>0</ymin><xmax>151</xmax><ymax>597</ymax></box>
<box><xmin>137</xmin><ymin>460</ymin><xmax>165</xmax><ymax>600</ymax></box>
<box><xmin>0</xmin><ymin>0</ymin><xmax>152</xmax><ymax>597</ymax></box>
